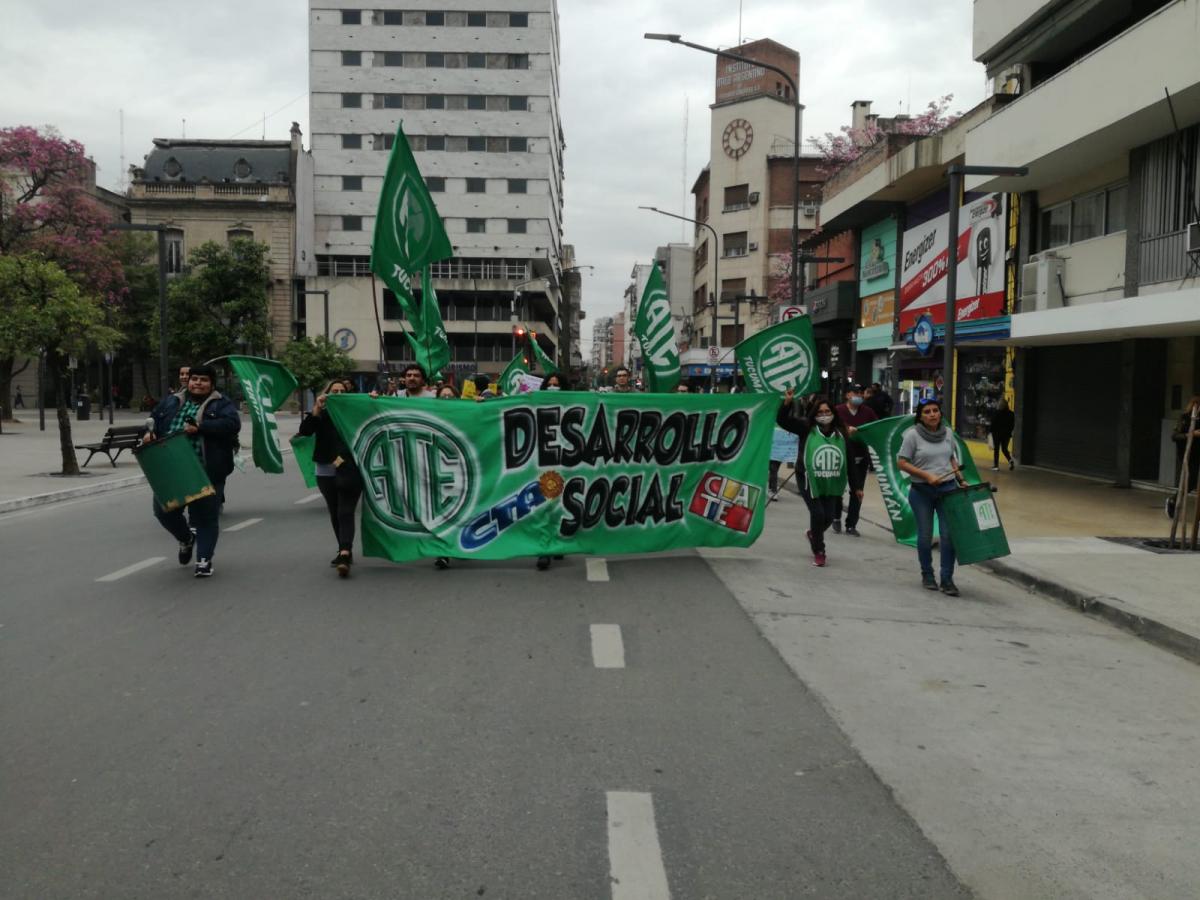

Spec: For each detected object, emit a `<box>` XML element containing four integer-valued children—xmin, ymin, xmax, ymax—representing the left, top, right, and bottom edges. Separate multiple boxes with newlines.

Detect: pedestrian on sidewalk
<box><xmin>297</xmin><ymin>378</ymin><xmax>363</xmax><ymax>578</ymax></box>
<box><xmin>13</xmin><ymin>387</ymin><xmax>23</xmax><ymax>408</ymax></box>
<box><xmin>143</xmin><ymin>364</ymin><xmax>241</xmax><ymax>578</ymax></box>
<box><xmin>777</xmin><ymin>390</ymin><xmax>855</xmax><ymax>568</ymax></box>
<box><xmin>833</xmin><ymin>384</ymin><xmax>877</xmax><ymax>535</ymax></box>
<box><xmin>989</xmin><ymin>399</ymin><xmax>1015</xmax><ymax>471</ymax></box>
<box><xmin>864</xmin><ymin>382</ymin><xmax>893</xmax><ymax>419</ymax></box>
<box><xmin>897</xmin><ymin>398</ymin><xmax>968</xmax><ymax>596</ymax></box>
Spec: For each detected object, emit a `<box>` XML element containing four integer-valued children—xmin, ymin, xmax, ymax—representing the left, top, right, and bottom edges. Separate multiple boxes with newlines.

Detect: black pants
<box><xmin>768</xmin><ymin>459</ymin><xmax>782</xmax><ymax>492</ymax></box>
<box><xmin>153</xmin><ymin>477</ymin><xmax>224</xmax><ymax>560</ymax></box>
<box><xmin>317</xmin><ymin>465</ymin><xmax>363</xmax><ymax>552</ymax></box>
<box><xmin>834</xmin><ymin>455</ymin><xmax>868</xmax><ymax>528</ymax></box>
<box><xmin>993</xmin><ymin>435</ymin><xmax>1013</xmax><ymax>467</ymax></box>
<box><xmin>801</xmin><ymin>482</ymin><xmax>838</xmax><ymax>555</ymax></box>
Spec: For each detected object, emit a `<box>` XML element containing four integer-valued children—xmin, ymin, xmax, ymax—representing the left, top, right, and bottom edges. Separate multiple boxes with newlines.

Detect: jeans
<box><xmin>768</xmin><ymin>460</ymin><xmax>782</xmax><ymax>492</ymax></box>
<box><xmin>908</xmin><ymin>482</ymin><xmax>957</xmax><ymax>582</ymax></box>
<box><xmin>153</xmin><ymin>478</ymin><xmax>224</xmax><ymax>561</ymax></box>
<box><xmin>317</xmin><ymin>465</ymin><xmax>364</xmax><ymax>552</ymax></box>
<box><xmin>992</xmin><ymin>435</ymin><xmax>1013</xmax><ymax>468</ymax></box>
<box><xmin>801</xmin><ymin>483</ymin><xmax>838</xmax><ymax>555</ymax></box>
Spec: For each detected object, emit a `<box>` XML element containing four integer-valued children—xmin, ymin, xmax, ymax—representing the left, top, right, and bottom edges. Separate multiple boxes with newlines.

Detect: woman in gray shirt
<box><xmin>897</xmin><ymin>398</ymin><xmax>966</xmax><ymax>595</ymax></box>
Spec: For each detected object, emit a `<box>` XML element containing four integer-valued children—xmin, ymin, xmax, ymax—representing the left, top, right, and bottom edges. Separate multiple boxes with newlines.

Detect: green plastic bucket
<box><xmin>941</xmin><ymin>482</ymin><xmax>1011</xmax><ymax>565</ymax></box>
<box><xmin>134</xmin><ymin>432</ymin><xmax>216</xmax><ymax>511</ymax></box>
<box><xmin>290</xmin><ymin>433</ymin><xmax>318</xmax><ymax>489</ymax></box>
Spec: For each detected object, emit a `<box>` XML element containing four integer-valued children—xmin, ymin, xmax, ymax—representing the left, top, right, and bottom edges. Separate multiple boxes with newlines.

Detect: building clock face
<box><xmin>722</xmin><ymin>118</ymin><xmax>754</xmax><ymax>159</ymax></box>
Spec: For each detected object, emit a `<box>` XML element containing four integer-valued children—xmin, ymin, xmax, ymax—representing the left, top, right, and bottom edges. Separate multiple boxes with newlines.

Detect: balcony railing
<box><xmin>429</xmin><ymin>260</ymin><xmax>531</xmax><ymax>281</ymax></box>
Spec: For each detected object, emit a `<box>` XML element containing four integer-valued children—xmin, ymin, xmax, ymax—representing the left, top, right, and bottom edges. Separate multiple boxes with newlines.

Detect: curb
<box><xmin>0</xmin><ymin>474</ymin><xmax>147</xmax><ymax>515</ymax></box>
<box><xmin>979</xmin><ymin>557</ymin><xmax>1200</xmax><ymax>665</ymax></box>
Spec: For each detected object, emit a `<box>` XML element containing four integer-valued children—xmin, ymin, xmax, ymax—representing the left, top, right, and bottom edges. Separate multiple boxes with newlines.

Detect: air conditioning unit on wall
<box><xmin>1020</xmin><ymin>251</ymin><xmax>1064</xmax><ymax>312</ymax></box>
<box><xmin>801</xmin><ymin>202</ymin><xmax>818</xmax><ymax>218</ymax></box>
<box><xmin>1187</xmin><ymin>221</ymin><xmax>1200</xmax><ymax>254</ymax></box>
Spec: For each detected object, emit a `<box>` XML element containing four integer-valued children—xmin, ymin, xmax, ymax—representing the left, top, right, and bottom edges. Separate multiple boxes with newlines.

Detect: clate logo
<box><xmin>973</xmin><ymin>498</ymin><xmax>1001</xmax><ymax>531</ymax></box>
<box><xmin>689</xmin><ymin>472</ymin><xmax>760</xmax><ymax>533</ymax></box>
<box><xmin>392</xmin><ymin>170</ymin><xmax>437</xmax><ymax>269</ymax></box>
<box><xmin>354</xmin><ymin>412</ymin><xmax>478</xmax><ymax>533</ymax></box>
<box><xmin>811</xmin><ymin>443</ymin><xmax>843</xmax><ymax>479</ymax></box>
<box><xmin>759</xmin><ymin>335</ymin><xmax>813</xmax><ymax>392</ymax></box>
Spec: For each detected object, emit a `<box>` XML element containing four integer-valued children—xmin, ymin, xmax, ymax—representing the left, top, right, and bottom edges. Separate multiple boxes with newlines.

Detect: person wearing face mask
<box><xmin>297</xmin><ymin>378</ymin><xmax>364</xmax><ymax>578</ymax></box>
<box><xmin>832</xmin><ymin>384</ymin><xmax>878</xmax><ymax>536</ymax></box>
<box><xmin>777</xmin><ymin>390</ymin><xmax>857</xmax><ymax>567</ymax></box>
<box><xmin>541</xmin><ymin>373</ymin><xmax>566</xmax><ymax>391</ymax></box>
<box><xmin>897</xmin><ymin>398</ymin><xmax>967</xmax><ymax>595</ymax></box>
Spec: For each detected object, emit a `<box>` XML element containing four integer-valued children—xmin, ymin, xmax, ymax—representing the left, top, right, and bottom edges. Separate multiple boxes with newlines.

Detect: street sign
<box><xmin>913</xmin><ymin>315</ymin><xmax>936</xmax><ymax>357</ymax></box>
<box><xmin>781</xmin><ymin>306</ymin><xmax>803</xmax><ymax>321</ymax></box>
<box><xmin>68</xmin><ymin>356</ymin><xmax>78</xmax><ymax>370</ymax></box>
<box><xmin>707</xmin><ymin>345</ymin><xmax>722</xmax><ymax>362</ymax></box>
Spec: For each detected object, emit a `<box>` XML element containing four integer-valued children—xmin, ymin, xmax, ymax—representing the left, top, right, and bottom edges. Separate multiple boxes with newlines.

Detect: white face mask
<box><xmin>816</xmin><ymin>414</ymin><xmax>835</xmax><ymax>426</ymax></box>
<box><xmin>546</xmin><ymin>385</ymin><xmax>560</xmax><ymax>391</ymax></box>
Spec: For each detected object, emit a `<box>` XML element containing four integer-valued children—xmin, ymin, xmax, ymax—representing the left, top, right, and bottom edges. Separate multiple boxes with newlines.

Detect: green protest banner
<box><xmin>226</xmin><ymin>356</ymin><xmax>298</xmax><ymax>474</ymax></box>
<box><xmin>633</xmin><ymin>264</ymin><xmax>680</xmax><ymax>393</ymax></box>
<box><xmin>855</xmin><ymin>415</ymin><xmax>982</xmax><ymax>546</ymax></box>
<box><xmin>290</xmin><ymin>433</ymin><xmax>318</xmax><ymax>489</ymax></box>
<box><xmin>735</xmin><ymin>315</ymin><xmax>819</xmax><ymax>395</ymax></box>
<box><xmin>325</xmin><ymin>392</ymin><xmax>776</xmax><ymax>562</ymax></box>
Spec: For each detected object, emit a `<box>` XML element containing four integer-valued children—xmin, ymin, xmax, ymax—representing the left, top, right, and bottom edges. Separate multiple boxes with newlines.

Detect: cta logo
<box><xmin>689</xmin><ymin>472</ymin><xmax>760</xmax><ymax>533</ymax></box>
<box><xmin>811</xmin><ymin>443</ymin><xmax>844</xmax><ymax>479</ymax></box>
<box><xmin>392</xmin><ymin>171</ymin><xmax>439</xmax><ymax>270</ymax></box>
<box><xmin>355</xmin><ymin>412</ymin><xmax>477</xmax><ymax>533</ymax></box>
<box><xmin>760</xmin><ymin>335</ymin><xmax>813</xmax><ymax>392</ymax></box>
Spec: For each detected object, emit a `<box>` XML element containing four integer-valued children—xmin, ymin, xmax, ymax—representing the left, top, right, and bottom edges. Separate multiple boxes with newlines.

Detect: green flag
<box><xmin>417</xmin><ymin>267</ymin><xmax>450</xmax><ymax>378</ymax></box>
<box><xmin>735</xmin><ymin>316</ymin><xmax>819</xmax><ymax>395</ymax></box>
<box><xmin>854</xmin><ymin>415</ymin><xmax>983</xmax><ymax>546</ymax></box>
<box><xmin>500</xmin><ymin>353</ymin><xmax>532</xmax><ymax>395</ymax></box>
<box><xmin>633</xmin><ymin>264</ymin><xmax>680</xmax><ymax>392</ymax></box>
<box><xmin>324</xmin><ymin>392</ymin><xmax>776</xmax><ymax>562</ymax></box>
<box><xmin>528</xmin><ymin>331</ymin><xmax>559</xmax><ymax>378</ymax></box>
<box><xmin>226</xmin><ymin>356</ymin><xmax>298</xmax><ymax>474</ymax></box>
<box><xmin>370</xmin><ymin>124</ymin><xmax>453</xmax><ymax>281</ymax></box>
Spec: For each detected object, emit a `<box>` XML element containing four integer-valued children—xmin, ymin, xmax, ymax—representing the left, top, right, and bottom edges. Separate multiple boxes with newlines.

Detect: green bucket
<box><xmin>134</xmin><ymin>432</ymin><xmax>216</xmax><ymax>511</ymax></box>
<box><xmin>941</xmin><ymin>482</ymin><xmax>1011</xmax><ymax>565</ymax></box>
<box><xmin>290</xmin><ymin>433</ymin><xmax>318</xmax><ymax>489</ymax></box>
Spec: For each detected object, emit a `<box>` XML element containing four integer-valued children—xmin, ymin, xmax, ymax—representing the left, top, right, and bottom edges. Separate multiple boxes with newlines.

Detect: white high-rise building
<box><xmin>303</xmin><ymin>1</ymin><xmax>566</xmax><ymax>379</ymax></box>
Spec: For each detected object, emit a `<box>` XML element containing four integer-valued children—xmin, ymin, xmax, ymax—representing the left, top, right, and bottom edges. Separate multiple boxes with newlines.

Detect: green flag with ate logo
<box><xmin>324</xmin><ymin>392</ymin><xmax>776</xmax><ymax>562</ymax></box>
<box><xmin>226</xmin><ymin>356</ymin><xmax>298</xmax><ymax>474</ymax></box>
<box><xmin>633</xmin><ymin>264</ymin><xmax>680</xmax><ymax>393</ymax></box>
<box><xmin>735</xmin><ymin>316</ymin><xmax>819</xmax><ymax>395</ymax></box>
<box><xmin>370</xmin><ymin>124</ymin><xmax>453</xmax><ymax>281</ymax></box>
<box><xmin>499</xmin><ymin>352</ymin><xmax>532</xmax><ymax>395</ymax></box>
<box><xmin>528</xmin><ymin>332</ymin><xmax>559</xmax><ymax>378</ymax></box>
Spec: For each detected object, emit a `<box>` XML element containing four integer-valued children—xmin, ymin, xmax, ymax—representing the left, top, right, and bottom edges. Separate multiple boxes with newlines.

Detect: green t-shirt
<box><xmin>804</xmin><ymin>430</ymin><xmax>848</xmax><ymax>498</ymax></box>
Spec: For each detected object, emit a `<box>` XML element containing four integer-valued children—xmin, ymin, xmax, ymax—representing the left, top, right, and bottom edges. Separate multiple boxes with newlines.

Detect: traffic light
<box><xmin>512</xmin><ymin>324</ymin><xmax>527</xmax><ymax>340</ymax></box>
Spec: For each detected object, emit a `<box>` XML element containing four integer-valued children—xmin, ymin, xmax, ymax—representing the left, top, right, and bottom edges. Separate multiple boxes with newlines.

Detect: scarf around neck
<box><xmin>915</xmin><ymin>422</ymin><xmax>949</xmax><ymax>444</ymax></box>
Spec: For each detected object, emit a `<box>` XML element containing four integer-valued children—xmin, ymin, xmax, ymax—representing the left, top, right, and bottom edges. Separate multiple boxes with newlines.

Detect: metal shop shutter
<box><xmin>1028</xmin><ymin>343</ymin><xmax>1122</xmax><ymax>479</ymax></box>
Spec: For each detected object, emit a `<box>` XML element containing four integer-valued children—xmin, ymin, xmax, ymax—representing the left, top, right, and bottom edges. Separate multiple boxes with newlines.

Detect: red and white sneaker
<box><xmin>812</xmin><ymin>553</ymin><xmax>827</xmax><ymax>567</ymax></box>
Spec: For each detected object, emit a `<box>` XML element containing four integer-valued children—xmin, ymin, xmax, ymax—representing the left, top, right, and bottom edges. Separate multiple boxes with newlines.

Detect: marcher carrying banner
<box><xmin>734</xmin><ymin>315</ymin><xmax>820</xmax><ymax>395</ymax></box>
<box><xmin>325</xmin><ymin>391</ymin><xmax>776</xmax><ymax>562</ymax></box>
<box><xmin>633</xmin><ymin>264</ymin><xmax>680</xmax><ymax>393</ymax></box>
<box><xmin>224</xmin><ymin>355</ymin><xmax>298</xmax><ymax>474</ymax></box>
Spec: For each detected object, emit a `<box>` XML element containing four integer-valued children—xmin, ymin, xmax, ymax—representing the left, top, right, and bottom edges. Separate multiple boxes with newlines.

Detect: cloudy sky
<box><xmin>1</xmin><ymin>0</ymin><xmax>985</xmax><ymax>353</ymax></box>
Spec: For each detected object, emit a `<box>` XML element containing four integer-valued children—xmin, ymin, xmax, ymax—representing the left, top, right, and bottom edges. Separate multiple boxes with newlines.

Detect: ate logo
<box><xmin>355</xmin><ymin>413</ymin><xmax>478</xmax><ymax>533</ymax></box>
<box><xmin>392</xmin><ymin>172</ymin><xmax>437</xmax><ymax>269</ymax></box>
<box><xmin>811</xmin><ymin>443</ymin><xmax>843</xmax><ymax>478</ymax></box>
<box><xmin>639</xmin><ymin>288</ymin><xmax>676</xmax><ymax>368</ymax></box>
<box><xmin>248</xmin><ymin>373</ymin><xmax>282</xmax><ymax>462</ymax></box>
<box><xmin>760</xmin><ymin>336</ymin><xmax>813</xmax><ymax>392</ymax></box>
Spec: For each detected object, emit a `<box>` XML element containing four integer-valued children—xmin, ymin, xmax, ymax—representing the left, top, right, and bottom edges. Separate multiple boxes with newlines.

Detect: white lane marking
<box><xmin>295</xmin><ymin>493</ymin><xmax>324</xmax><ymax>505</ymax></box>
<box><xmin>586</xmin><ymin>557</ymin><xmax>610</xmax><ymax>582</ymax></box>
<box><xmin>224</xmin><ymin>517</ymin><xmax>263</xmax><ymax>533</ymax></box>
<box><xmin>96</xmin><ymin>557</ymin><xmax>167</xmax><ymax>583</ymax></box>
<box><xmin>606</xmin><ymin>791</ymin><xmax>670</xmax><ymax>900</ymax></box>
<box><xmin>591</xmin><ymin>625</ymin><xmax>626</xmax><ymax>669</ymax></box>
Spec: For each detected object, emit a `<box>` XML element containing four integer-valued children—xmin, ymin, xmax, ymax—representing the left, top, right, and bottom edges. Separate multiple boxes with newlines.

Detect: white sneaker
<box><xmin>194</xmin><ymin>559</ymin><xmax>213</xmax><ymax>578</ymax></box>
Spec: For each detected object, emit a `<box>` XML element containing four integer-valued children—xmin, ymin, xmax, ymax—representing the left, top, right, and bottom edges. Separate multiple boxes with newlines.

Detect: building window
<box><xmin>467</xmin><ymin>53</ymin><xmax>486</xmax><ymax>68</ymax></box>
<box><xmin>723</xmin><ymin>184</ymin><xmax>750</xmax><ymax>211</ymax></box>
<box><xmin>341</xmin><ymin>50</ymin><xmax>361</xmax><ymax>66</ymax></box>
<box><xmin>1071</xmin><ymin>192</ymin><xmax>1105</xmax><ymax>243</ymax></box>
<box><xmin>467</xmin><ymin>95</ymin><xmax>486</xmax><ymax>110</ymax></box>
<box><xmin>427</xmin><ymin>176</ymin><xmax>445</xmax><ymax>192</ymax></box>
<box><xmin>382</xmin><ymin>51</ymin><xmax>403</xmax><ymax>66</ymax></box>
<box><xmin>342</xmin><ymin>93</ymin><xmax>361</xmax><ymax>108</ymax></box>
<box><xmin>467</xmin><ymin>177</ymin><xmax>486</xmax><ymax>193</ymax></box>
<box><xmin>1039</xmin><ymin>203</ymin><xmax>1071</xmax><ymax>250</ymax></box>
<box><xmin>508</xmin><ymin>178</ymin><xmax>527</xmax><ymax>194</ymax></box>
<box><xmin>227</xmin><ymin>228</ymin><xmax>254</xmax><ymax>244</ymax></box>
<box><xmin>507</xmin><ymin>219</ymin><xmax>527</xmax><ymax>234</ymax></box>
<box><xmin>1105</xmin><ymin>183</ymin><xmax>1128</xmax><ymax>234</ymax></box>
<box><xmin>720</xmin><ymin>277</ymin><xmax>747</xmax><ymax>301</ymax></box>
<box><xmin>343</xmin><ymin>216</ymin><xmax>363</xmax><ymax>232</ymax></box>
<box><xmin>509</xmin><ymin>95</ymin><xmax>528</xmax><ymax>111</ymax></box>
<box><xmin>723</xmin><ymin>232</ymin><xmax>748</xmax><ymax>257</ymax></box>
<box><xmin>467</xmin><ymin>218</ymin><xmax>486</xmax><ymax>233</ymax></box>
<box><xmin>509</xmin><ymin>12</ymin><xmax>528</xmax><ymax>26</ymax></box>
<box><xmin>508</xmin><ymin>137</ymin><xmax>528</xmax><ymax>152</ymax></box>
<box><xmin>375</xmin><ymin>133</ymin><xmax>396</xmax><ymax>151</ymax></box>
<box><xmin>426</xmin><ymin>94</ymin><xmax>444</xmax><ymax>110</ymax></box>
<box><xmin>232</xmin><ymin>158</ymin><xmax>252</xmax><ymax>179</ymax></box>
<box><xmin>165</xmin><ymin>229</ymin><xmax>185</xmax><ymax>274</ymax></box>
<box><xmin>468</xmin><ymin>11</ymin><xmax>486</xmax><ymax>26</ymax></box>
<box><xmin>341</xmin><ymin>9</ymin><xmax>361</xmax><ymax>25</ymax></box>
<box><xmin>426</xmin><ymin>11</ymin><xmax>444</xmax><ymax>25</ymax></box>
<box><xmin>426</xmin><ymin>52</ymin><xmax>444</xmax><ymax>67</ymax></box>
<box><xmin>426</xmin><ymin>136</ymin><xmax>446</xmax><ymax>151</ymax></box>
<box><xmin>382</xmin><ymin>10</ymin><xmax>402</xmax><ymax>24</ymax></box>
<box><xmin>487</xmin><ymin>137</ymin><xmax>507</xmax><ymax>152</ymax></box>
<box><xmin>508</xmin><ymin>54</ymin><xmax>529</xmax><ymax>69</ymax></box>
<box><xmin>343</xmin><ymin>175</ymin><xmax>363</xmax><ymax>191</ymax></box>
<box><xmin>342</xmin><ymin>134</ymin><xmax>362</xmax><ymax>149</ymax></box>
<box><xmin>467</xmin><ymin>136</ymin><xmax>486</xmax><ymax>152</ymax></box>
<box><xmin>382</xmin><ymin>94</ymin><xmax>403</xmax><ymax>109</ymax></box>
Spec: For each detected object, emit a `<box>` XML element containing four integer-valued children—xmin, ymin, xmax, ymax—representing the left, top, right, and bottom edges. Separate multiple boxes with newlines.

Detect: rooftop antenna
<box><xmin>182</xmin><ymin>118</ymin><xmax>186</xmax><ymax>139</ymax></box>
<box><xmin>119</xmin><ymin>108</ymin><xmax>126</xmax><ymax>192</ymax></box>
<box><xmin>262</xmin><ymin>111</ymin><xmax>266</xmax><ymax>140</ymax></box>
<box><xmin>737</xmin><ymin>0</ymin><xmax>744</xmax><ymax>46</ymax></box>
<box><xmin>682</xmin><ymin>95</ymin><xmax>689</xmax><ymax>242</ymax></box>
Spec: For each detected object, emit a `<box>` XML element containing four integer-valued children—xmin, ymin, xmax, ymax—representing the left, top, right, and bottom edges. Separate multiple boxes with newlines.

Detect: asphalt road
<box><xmin>0</xmin><ymin>468</ymin><xmax>970</xmax><ymax>899</ymax></box>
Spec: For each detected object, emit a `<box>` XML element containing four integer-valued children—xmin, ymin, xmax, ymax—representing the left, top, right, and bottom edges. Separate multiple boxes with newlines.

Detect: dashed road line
<box><xmin>96</xmin><ymin>557</ymin><xmax>167</xmax><ymax>583</ymax></box>
<box><xmin>587</xmin><ymin>557</ymin><xmax>610</xmax><ymax>582</ymax></box>
<box><xmin>224</xmin><ymin>517</ymin><xmax>263</xmax><ymax>533</ymax></box>
<box><xmin>591</xmin><ymin>624</ymin><xmax>626</xmax><ymax>669</ymax></box>
<box><xmin>606</xmin><ymin>791</ymin><xmax>670</xmax><ymax>900</ymax></box>
<box><xmin>294</xmin><ymin>494</ymin><xmax>324</xmax><ymax>505</ymax></box>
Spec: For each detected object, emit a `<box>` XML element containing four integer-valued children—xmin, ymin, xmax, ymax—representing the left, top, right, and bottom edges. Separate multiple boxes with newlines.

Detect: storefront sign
<box><xmin>860</xmin><ymin>291</ymin><xmax>894</xmax><ymax>328</ymax></box>
<box><xmin>913</xmin><ymin>315</ymin><xmax>935</xmax><ymax>356</ymax></box>
<box><xmin>899</xmin><ymin>194</ymin><xmax>1007</xmax><ymax>333</ymax></box>
<box><xmin>859</xmin><ymin>217</ymin><xmax>898</xmax><ymax>296</ymax></box>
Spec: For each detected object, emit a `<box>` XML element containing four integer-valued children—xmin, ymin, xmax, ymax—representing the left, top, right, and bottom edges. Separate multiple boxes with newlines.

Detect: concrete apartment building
<box><xmin>590</xmin><ymin>314</ymin><xmax>612</xmax><ymax>381</ymax></box>
<box><xmin>303</xmin><ymin>0</ymin><xmax>566</xmax><ymax>380</ymax></box>
<box><xmin>685</xmin><ymin>39</ymin><xmax>824</xmax><ymax>386</ymax></box>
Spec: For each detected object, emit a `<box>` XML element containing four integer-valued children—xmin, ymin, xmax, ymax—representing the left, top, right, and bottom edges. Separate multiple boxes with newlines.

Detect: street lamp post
<box><xmin>639</xmin><ymin>205</ymin><xmax>719</xmax><ymax>391</ymax></box>
<box><xmin>942</xmin><ymin>165</ymin><xmax>1027</xmax><ymax>427</ymax></box>
<box><xmin>645</xmin><ymin>32</ymin><xmax>803</xmax><ymax>312</ymax></box>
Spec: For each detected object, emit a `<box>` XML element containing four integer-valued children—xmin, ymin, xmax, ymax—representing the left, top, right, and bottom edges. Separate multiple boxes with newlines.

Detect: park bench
<box><xmin>74</xmin><ymin>425</ymin><xmax>146</xmax><ymax>468</ymax></box>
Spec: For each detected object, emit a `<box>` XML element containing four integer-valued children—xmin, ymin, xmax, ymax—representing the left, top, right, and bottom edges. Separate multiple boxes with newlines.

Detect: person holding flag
<box><xmin>296</xmin><ymin>378</ymin><xmax>364</xmax><ymax>578</ymax></box>
<box><xmin>142</xmin><ymin>364</ymin><xmax>241</xmax><ymax>578</ymax></box>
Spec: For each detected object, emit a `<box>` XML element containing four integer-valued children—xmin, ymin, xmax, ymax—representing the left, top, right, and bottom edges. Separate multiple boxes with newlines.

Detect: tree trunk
<box><xmin>53</xmin><ymin>362</ymin><xmax>80</xmax><ymax>476</ymax></box>
<box><xmin>0</xmin><ymin>355</ymin><xmax>29</xmax><ymax>423</ymax></box>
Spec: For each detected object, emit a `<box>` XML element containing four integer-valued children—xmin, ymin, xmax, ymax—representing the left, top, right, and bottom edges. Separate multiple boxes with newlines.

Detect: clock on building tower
<box><xmin>722</xmin><ymin>118</ymin><xmax>754</xmax><ymax>158</ymax></box>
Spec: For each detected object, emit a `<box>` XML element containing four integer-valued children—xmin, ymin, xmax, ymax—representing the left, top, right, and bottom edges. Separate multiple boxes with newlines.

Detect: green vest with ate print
<box><xmin>804</xmin><ymin>429</ymin><xmax>848</xmax><ymax>498</ymax></box>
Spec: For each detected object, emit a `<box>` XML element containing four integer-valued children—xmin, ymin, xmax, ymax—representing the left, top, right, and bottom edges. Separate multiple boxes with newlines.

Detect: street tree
<box><xmin>809</xmin><ymin>95</ymin><xmax>960</xmax><ymax>176</ymax></box>
<box><xmin>158</xmin><ymin>239</ymin><xmax>272</xmax><ymax>366</ymax></box>
<box><xmin>0</xmin><ymin>254</ymin><xmax>121</xmax><ymax>474</ymax></box>
<box><xmin>278</xmin><ymin>336</ymin><xmax>353</xmax><ymax>409</ymax></box>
